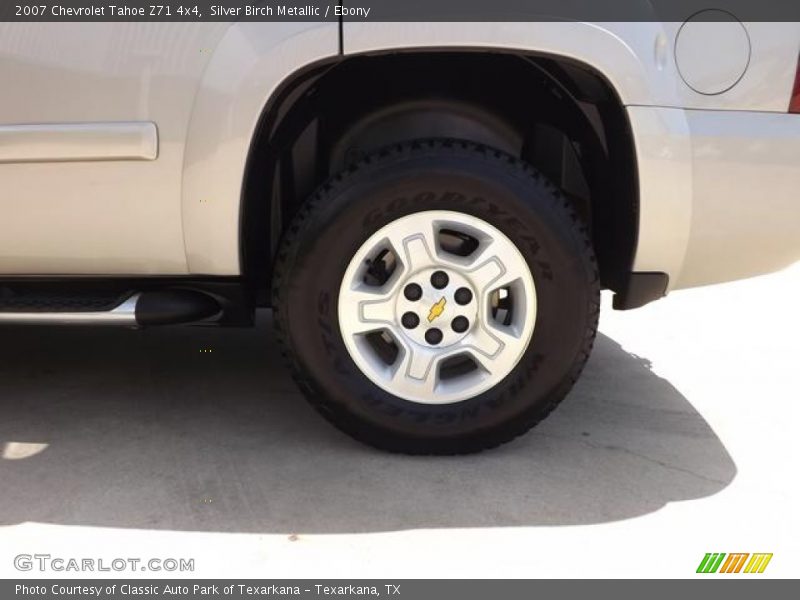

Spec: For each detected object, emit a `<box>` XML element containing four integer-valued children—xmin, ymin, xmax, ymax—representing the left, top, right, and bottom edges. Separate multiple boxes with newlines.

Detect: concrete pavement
<box><xmin>0</xmin><ymin>264</ymin><xmax>797</xmax><ymax>577</ymax></box>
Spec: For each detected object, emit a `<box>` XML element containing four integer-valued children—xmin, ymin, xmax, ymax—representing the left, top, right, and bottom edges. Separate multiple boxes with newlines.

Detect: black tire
<box><xmin>273</xmin><ymin>139</ymin><xmax>599</xmax><ymax>454</ymax></box>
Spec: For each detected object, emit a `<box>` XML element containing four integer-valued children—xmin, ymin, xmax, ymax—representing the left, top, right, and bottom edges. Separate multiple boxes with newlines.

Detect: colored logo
<box><xmin>696</xmin><ymin>553</ymin><xmax>773</xmax><ymax>574</ymax></box>
<box><xmin>427</xmin><ymin>297</ymin><xmax>447</xmax><ymax>323</ymax></box>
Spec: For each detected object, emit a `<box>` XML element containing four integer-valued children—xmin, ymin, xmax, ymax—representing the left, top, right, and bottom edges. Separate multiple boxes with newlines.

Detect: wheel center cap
<box><xmin>395</xmin><ymin>267</ymin><xmax>478</xmax><ymax>348</ymax></box>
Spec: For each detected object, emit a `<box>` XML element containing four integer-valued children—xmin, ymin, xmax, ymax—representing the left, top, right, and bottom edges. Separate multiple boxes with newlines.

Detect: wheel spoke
<box><xmin>462</xmin><ymin>324</ymin><xmax>503</xmax><ymax>367</ymax></box>
<box><xmin>465</xmin><ymin>235</ymin><xmax>532</xmax><ymax>292</ymax></box>
<box><xmin>360</xmin><ymin>296</ymin><xmax>395</xmax><ymax>324</ymax></box>
<box><xmin>340</xmin><ymin>285</ymin><xmax>397</xmax><ymax>335</ymax></box>
<box><xmin>392</xmin><ymin>342</ymin><xmax>438</xmax><ymax>394</ymax></box>
<box><xmin>466</xmin><ymin>254</ymin><xmax>508</xmax><ymax>294</ymax></box>
<box><xmin>464</xmin><ymin>318</ymin><xmax>530</xmax><ymax>375</ymax></box>
<box><xmin>389</xmin><ymin>229</ymin><xmax>438</xmax><ymax>273</ymax></box>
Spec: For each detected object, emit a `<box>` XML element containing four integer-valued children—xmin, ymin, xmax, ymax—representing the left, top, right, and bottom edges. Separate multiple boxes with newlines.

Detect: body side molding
<box><xmin>0</xmin><ymin>121</ymin><xmax>158</xmax><ymax>163</ymax></box>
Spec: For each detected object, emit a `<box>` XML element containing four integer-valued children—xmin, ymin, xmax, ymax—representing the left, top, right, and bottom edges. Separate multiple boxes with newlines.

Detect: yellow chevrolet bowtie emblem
<box><xmin>427</xmin><ymin>297</ymin><xmax>447</xmax><ymax>323</ymax></box>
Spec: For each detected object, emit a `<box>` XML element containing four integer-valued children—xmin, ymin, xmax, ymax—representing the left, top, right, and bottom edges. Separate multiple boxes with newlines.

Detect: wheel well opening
<box><xmin>242</xmin><ymin>51</ymin><xmax>638</xmax><ymax>304</ymax></box>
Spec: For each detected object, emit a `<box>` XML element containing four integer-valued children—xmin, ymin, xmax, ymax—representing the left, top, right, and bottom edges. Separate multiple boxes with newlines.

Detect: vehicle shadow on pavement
<box><xmin>0</xmin><ymin>311</ymin><xmax>736</xmax><ymax>533</ymax></box>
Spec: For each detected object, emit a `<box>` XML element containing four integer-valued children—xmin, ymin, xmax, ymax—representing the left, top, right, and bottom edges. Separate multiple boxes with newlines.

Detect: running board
<box><xmin>0</xmin><ymin>290</ymin><xmax>220</xmax><ymax>326</ymax></box>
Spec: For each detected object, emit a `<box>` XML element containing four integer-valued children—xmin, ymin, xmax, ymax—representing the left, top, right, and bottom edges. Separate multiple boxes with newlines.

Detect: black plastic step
<box><xmin>0</xmin><ymin>289</ymin><xmax>129</xmax><ymax>313</ymax></box>
<box><xmin>134</xmin><ymin>290</ymin><xmax>220</xmax><ymax>325</ymax></box>
<box><xmin>0</xmin><ymin>286</ymin><xmax>221</xmax><ymax>326</ymax></box>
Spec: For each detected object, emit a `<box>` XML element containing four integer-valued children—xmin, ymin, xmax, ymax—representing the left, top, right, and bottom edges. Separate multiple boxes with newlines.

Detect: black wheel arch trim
<box><xmin>612</xmin><ymin>272</ymin><xmax>669</xmax><ymax>310</ymax></box>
